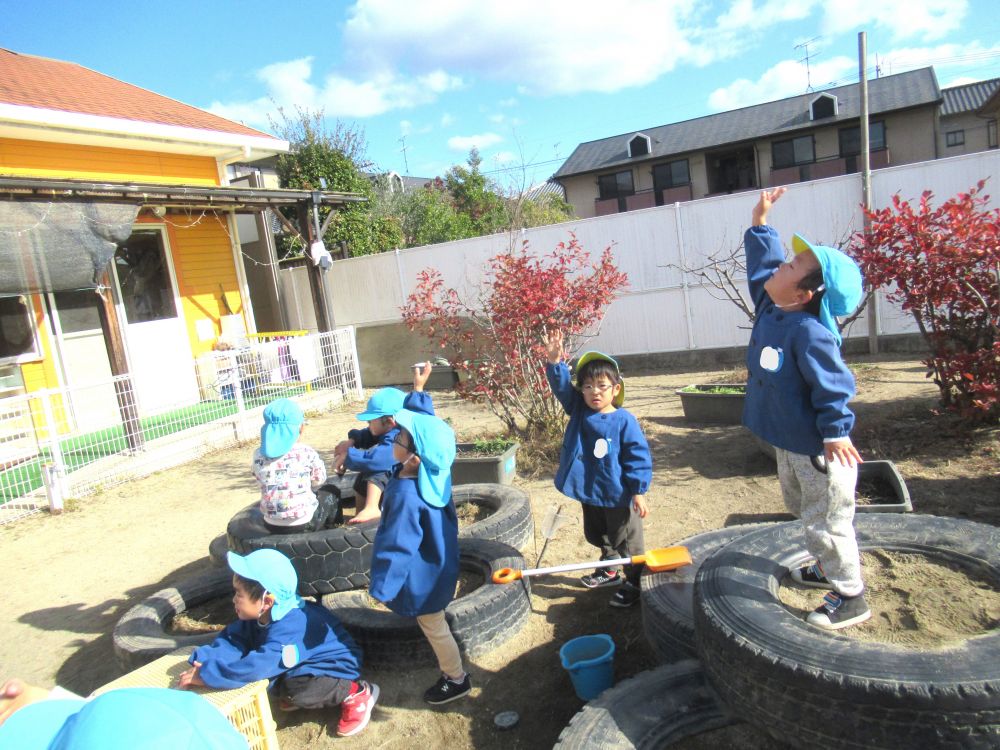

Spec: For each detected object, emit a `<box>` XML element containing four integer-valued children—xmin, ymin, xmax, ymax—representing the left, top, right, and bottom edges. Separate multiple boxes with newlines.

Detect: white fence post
<box><xmin>39</xmin><ymin>391</ymin><xmax>70</xmax><ymax>499</ymax></box>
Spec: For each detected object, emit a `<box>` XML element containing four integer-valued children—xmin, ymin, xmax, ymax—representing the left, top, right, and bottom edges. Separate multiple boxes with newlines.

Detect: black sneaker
<box><xmin>790</xmin><ymin>563</ymin><xmax>834</xmax><ymax>589</ymax></box>
<box><xmin>580</xmin><ymin>568</ymin><xmax>621</xmax><ymax>589</ymax></box>
<box><xmin>609</xmin><ymin>581</ymin><xmax>640</xmax><ymax>608</ymax></box>
<box><xmin>423</xmin><ymin>673</ymin><xmax>472</xmax><ymax>705</ymax></box>
<box><xmin>806</xmin><ymin>591</ymin><xmax>872</xmax><ymax>630</ymax></box>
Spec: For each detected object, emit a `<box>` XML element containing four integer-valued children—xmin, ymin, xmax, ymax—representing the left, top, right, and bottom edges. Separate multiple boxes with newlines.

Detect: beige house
<box><xmin>555</xmin><ymin>67</ymin><xmax>948</xmax><ymax>219</ymax></box>
<box><xmin>939</xmin><ymin>77</ymin><xmax>1000</xmax><ymax>156</ymax></box>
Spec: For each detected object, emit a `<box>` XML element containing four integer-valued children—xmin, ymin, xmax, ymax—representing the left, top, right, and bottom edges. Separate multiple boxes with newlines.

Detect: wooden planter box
<box><xmin>752</xmin><ymin>439</ymin><xmax>912</xmax><ymax>514</ymax></box>
<box><xmin>451</xmin><ymin>442</ymin><xmax>519</xmax><ymax>485</ymax></box>
<box><xmin>677</xmin><ymin>385</ymin><xmax>746</xmax><ymax>424</ymax></box>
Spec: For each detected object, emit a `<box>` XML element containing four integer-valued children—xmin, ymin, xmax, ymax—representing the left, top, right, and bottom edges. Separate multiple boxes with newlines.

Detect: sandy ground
<box><xmin>2</xmin><ymin>356</ymin><xmax>998</xmax><ymax>749</ymax></box>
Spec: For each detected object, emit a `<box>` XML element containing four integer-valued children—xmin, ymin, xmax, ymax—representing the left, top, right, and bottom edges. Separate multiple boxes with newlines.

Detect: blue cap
<box><xmin>260</xmin><ymin>398</ymin><xmax>303</xmax><ymax>459</ymax></box>
<box><xmin>392</xmin><ymin>409</ymin><xmax>456</xmax><ymax>508</ymax></box>
<box><xmin>356</xmin><ymin>388</ymin><xmax>406</xmax><ymax>421</ymax></box>
<box><xmin>792</xmin><ymin>234</ymin><xmax>863</xmax><ymax>345</ymax></box>
<box><xmin>227</xmin><ymin>549</ymin><xmax>304</xmax><ymax>622</ymax></box>
<box><xmin>0</xmin><ymin>689</ymin><xmax>247</xmax><ymax>749</ymax></box>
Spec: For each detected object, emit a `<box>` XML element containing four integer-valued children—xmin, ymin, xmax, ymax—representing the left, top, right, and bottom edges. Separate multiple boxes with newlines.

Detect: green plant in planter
<box><xmin>467</xmin><ymin>437</ymin><xmax>517</xmax><ymax>455</ymax></box>
<box><xmin>679</xmin><ymin>384</ymin><xmax>746</xmax><ymax>395</ymax></box>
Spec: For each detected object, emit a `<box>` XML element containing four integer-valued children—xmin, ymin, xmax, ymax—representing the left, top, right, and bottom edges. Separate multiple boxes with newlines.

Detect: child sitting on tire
<box><xmin>178</xmin><ymin>549</ymin><xmax>378</xmax><ymax>738</ymax></box>
<box><xmin>253</xmin><ymin>398</ymin><xmax>331</xmax><ymax>533</ymax></box>
<box><xmin>742</xmin><ymin>187</ymin><xmax>870</xmax><ymax>631</ymax></box>
<box><xmin>368</xmin><ymin>405</ymin><xmax>471</xmax><ymax>706</ymax></box>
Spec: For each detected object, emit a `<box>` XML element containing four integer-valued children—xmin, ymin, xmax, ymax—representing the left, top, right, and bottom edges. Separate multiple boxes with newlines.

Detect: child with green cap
<box><xmin>544</xmin><ymin>330</ymin><xmax>653</xmax><ymax>608</ymax></box>
<box><xmin>253</xmin><ymin>398</ymin><xmax>330</xmax><ymax>533</ymax></box>
<box><xmin>743</xmin><ymin>187</ymin><xmax>870</xmax><ymax>631</ymax></box>
<box><xmin>178</xmin><ymin>548</ymin><xmax>378</xmax><ymax>737</ymax></box>
<box><xmin>368</xmin><ymin>406</ymin><xmax>471</xmax><ymax>705</ymax></box>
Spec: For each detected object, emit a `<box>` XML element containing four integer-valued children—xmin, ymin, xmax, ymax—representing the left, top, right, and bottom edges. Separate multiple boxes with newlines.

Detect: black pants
<box><xmin>581</xmin><ymin>503</ymin><xmax>646</xmax><ymax>586</ymax></box>
<box><xmin>277</xmin><ymin>674</ymin><xmax>356</xmax><ymax>709</ymax></box>
<box><xmin>263</xmin><ymin>492</ymin><xmax>336</xmax><ymax>534</ymax></box>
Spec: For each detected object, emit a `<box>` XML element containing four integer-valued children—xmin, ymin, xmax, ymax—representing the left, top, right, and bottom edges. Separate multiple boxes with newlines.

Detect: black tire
<box><xmin>321</xmin><ymin>538</ymin><xmax>531</xmax><ymax>669</ymax></box>
<box><xmin>641</xmin><ymin>523</ymin><xmax>773</xmax><ymax>663</ymax></box>
<box><xmin>208</xmin><ymin>533</ymin><xmax>229</xmax><ymax>566</ymax></box>
<box><xmin>453</xmin><ymin>483</ymin><xmax>534</xmax><ymax>550</ymax></box>
<box><xmin>694</xmin><ymin>514</ymin><xmax>1000</xmax><ymax>749</ymax></box>
<box><xmin>554</xmin><ymin>660</ymin><xmax>740</xmax><ymax>749</ymax></box>
<box><xmin>226</xmin><ymin>503</ymin><xmax>379</xmax><ymax>596</ymax></box>
<box><xmin>112</xmin><ymin>568</ymin><xmax>231</xmax><ymax>672</ymax></box>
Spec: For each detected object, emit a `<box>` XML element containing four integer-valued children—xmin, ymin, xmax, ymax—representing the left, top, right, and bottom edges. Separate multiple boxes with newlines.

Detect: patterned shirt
<box><xmin>252</xmin><ymin>444</ymin><xmax>327</xmax><ymax>526</ymax></box>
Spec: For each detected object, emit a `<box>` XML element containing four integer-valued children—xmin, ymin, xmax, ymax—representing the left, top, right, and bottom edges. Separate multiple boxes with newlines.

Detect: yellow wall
<box><xmin>20</xmin><ymin>295</ymin><xmax>69</xmax><ymax>437</ymax></box>
<box><xmin>0</xmin><ymin>138</ymin><xmax>220</xmax><ymax>185</ymax></box>
<box><xmin>165</xmin><ymin>216</ymin><xmax>245</xmax><ymax>357</ymax></box>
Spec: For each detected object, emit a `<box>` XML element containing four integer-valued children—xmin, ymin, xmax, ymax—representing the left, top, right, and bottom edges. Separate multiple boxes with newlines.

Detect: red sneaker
<box><xmin>336</xmin><ymin>681</ymin><xmax>379</xmax><ymax>737</ymax></box>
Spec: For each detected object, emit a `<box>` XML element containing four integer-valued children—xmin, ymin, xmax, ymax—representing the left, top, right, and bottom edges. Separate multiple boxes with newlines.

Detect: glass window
<box><xmin>113</xmin><ymin>230</ymin><xmax>177</xmax><ymax>324</ymax></box>
<box><xmin>988</xmin><ymin>120</ymin><xmax>998</xmax><ymax>149</ymax></box>
<box><xmin>812</xmin><ymin>96</ymin><xmax>836</xmax><ymax>119</ymax></box>
<box><xmin>53</xmin><ymin>290</ymin><xmax>103</xmax><ymax>334</ymax></box>
<box><xmin>653</xmin><ymin>159</ymin><xmax>690</xmax><ymax>191</ymax></box>
<box><xmin>628</xmin><ymin>135</ymin><xmax>649</xmax><ymax>157</ymax></box>
<box><xmin>0</xmin><ymin>295</ymin><xmax>40</xmax><ymax>363</ymax></box>
<box><xmin>597</xmin><ymin>170</ymin><xmax>634</xmax><ymax>200</ymax></box>
<box><xmin>772</xmin><ymin>136</ymin><xmax>814</xmax><ymax>168</ymax></box>
<box><xmin>945</xmin><ymin>130</ymin><xmax>965</xmax><ymax>147</ymax></box>
<box><xmin>839</xmin><ymin>121</ymin><xmax>886</xmax><ymax>156</ymax></box>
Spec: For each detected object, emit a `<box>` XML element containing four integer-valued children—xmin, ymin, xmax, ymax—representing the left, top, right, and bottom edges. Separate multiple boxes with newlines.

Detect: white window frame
<box><xmin>0</xmin><ymin>294</ymin><xmax>43</xmax><ymax>366</ymax></box>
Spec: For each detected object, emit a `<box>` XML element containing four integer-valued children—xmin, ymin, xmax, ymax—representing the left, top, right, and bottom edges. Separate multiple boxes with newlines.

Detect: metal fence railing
<box><xmin>0</xmin><ymin>328</ymin><xmax>363</xmax><ymax>526</ymax></box>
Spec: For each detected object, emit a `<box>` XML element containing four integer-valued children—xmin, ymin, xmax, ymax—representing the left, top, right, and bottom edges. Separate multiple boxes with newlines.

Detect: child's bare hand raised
<box><xmin>752</xmin><ymin>187</ymin><xmax>787</xmax><ymax>226</ymax></box>
<box><xmin>412</xmin><ymin>361</ymin><xmax>432</xmax><ymax>391</ymax></box>
<box><xmin>544</xmin><ymin>329</ymin><xmax>564</xmax><ymax>364</ymax></box>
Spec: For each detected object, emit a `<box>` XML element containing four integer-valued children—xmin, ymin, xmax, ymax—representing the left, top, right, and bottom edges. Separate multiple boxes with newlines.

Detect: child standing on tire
<box><xmin>368</xmin><ymin>405</ymin><xmax>471</xmax><ymax>706</ymax></box>
<box><xmin>178</xmin><ymin>549</ymin><xmax>378</xmax><ymax>737</ymax></box>
<box><xmin>253</xmin><ymin>398</ymin><xmax>330</xmax><ymax>534</ymax></box>
<box><xmin>544</xmin><ymin>329</ymin><xmax>653</xmax><ymax>609</ymax></box>
<box><xmin>743</xmin><ymin>187</ymin><xmax>870</xmax><ymax>630</ymax></box>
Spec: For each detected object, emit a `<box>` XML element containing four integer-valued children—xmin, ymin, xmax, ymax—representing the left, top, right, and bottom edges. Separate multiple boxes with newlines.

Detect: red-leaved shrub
<box><xmin>850</xmin><ymin>181</ymin><xmax>1000</xmax><ymax>421</ymax></box>
<box><xmin>401</xmin><ymin>234</ymin><xmax>628</xmax><ymax>434</ymax></box>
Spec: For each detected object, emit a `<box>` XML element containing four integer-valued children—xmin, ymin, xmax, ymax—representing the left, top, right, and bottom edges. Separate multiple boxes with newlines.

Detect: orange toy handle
<box><xmin>492</xmin><ymin>567</ymin><xmax>523</xmax><ymax>584</ymax></box>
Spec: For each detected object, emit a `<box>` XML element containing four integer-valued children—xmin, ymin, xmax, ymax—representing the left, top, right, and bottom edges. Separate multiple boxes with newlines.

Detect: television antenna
<box><xmin>795</xmin><ymin>36</ymin><xmax>822</xmax><ymax>92</ymax></box>
<box><xmin>398</xmin><ymin>135</ymin><xmax>410</xmax><ymax>174</ymax></box>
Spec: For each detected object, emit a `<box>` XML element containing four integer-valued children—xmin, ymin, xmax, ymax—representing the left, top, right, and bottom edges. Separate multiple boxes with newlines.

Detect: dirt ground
<box><xmin>3</xmin><ymin>356</ymin><xmax>999</xmax><ymax>749</ymax></box>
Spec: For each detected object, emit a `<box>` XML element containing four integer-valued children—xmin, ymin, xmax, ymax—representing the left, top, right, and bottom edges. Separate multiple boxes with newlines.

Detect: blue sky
<box><xmin>4</xmin><ymin>0</ymin><xmax>1000</xmax><ymax>190</ymax></box>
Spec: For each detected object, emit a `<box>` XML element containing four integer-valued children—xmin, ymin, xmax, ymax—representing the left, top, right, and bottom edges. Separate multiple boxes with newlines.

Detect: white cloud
<box><xmin>207</xmin><ymin>56</ymin><xmax>463</xmax><ymax>126</ymax></box>
<box><xmin>492</xmin><ymin>151</ymin><xmax>517</xmax><ymax>165</ymax></box>
<box><xmin>342</xmin><ymin>0</ymin><xmax>702</xmax><ymax>96</ymax></box>
<box><xmin>499</xmin><ymin>97</ymin><xmax>518</xmax><ymax>107</ymax></box>
<box><xmin>707</xmin><ymin>56</ymin><xmax>855</xmax><ymax>110</ymax></box>
<box><xmin>447</xmin><ymin>132</ymin><xmax>503</xmax><ymax>151</ymax></box>
<box><xmin>399</xmin><ymin>119</ymin><xmax>412</xmax><ymax>136</ymax></box>
<box><xmin>817</xmin><ymin>0</ymin><xmax>967</xmax><ymax>40</ymax></box>
<box><xmin>876</xmin><ymin>41</ymin><xmax>1000</xmax><ymax>78</ymax></box>
<box><xmin>440</xmin><ymin>113</ymin><xmax>455</xmax><ymax>127</ymax></box>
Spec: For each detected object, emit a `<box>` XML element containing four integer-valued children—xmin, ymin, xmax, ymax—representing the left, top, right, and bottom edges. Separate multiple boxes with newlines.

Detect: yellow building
<box><xmin>0</xmin><ymin>48</ymin><xmax>291</xmax><ymax>416</ymax></box>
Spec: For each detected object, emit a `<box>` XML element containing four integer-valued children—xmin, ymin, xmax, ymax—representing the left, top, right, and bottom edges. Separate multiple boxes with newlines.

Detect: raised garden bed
<box><xmin>452</xmin><ymin>441</ymin><xmax>519</xmax><ymax>485</ymax></box>
<box><xmin>677</xmin><ymin>384</ymin><xmax>746</xmax><ymax>424</ymax></box>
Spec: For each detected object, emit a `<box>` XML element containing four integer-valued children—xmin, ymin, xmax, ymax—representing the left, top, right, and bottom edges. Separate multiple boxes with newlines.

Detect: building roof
<box><xmin>0</xmin><ymin>48</ymin><xmax>273</xmax><ymax>139</ymax></box>
<box><xmin>941</xmin><ymin>77</ymin><xmax>1000</xmax><ymax>116</ymax></box>
<box><xmin>525</xmin><ymin>179</ymin><xmax>566</xmax><ymax>201</ymax></box>
<box><xmin>554</xmin><ymin>67</ymin><xmax>941</xmax><ymax>179</ymax></box>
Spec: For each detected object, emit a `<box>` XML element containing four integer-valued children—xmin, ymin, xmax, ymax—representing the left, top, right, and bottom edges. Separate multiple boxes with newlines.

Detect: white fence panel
<box><xmin>329</xmin><ymin>251</ymin><xmax>403</xmax><ymax>326</ymax></box>
<box><xmin>872</xmin><ymin>150</ymin><xmax>1000</xmax><ymax>209</ymax></box>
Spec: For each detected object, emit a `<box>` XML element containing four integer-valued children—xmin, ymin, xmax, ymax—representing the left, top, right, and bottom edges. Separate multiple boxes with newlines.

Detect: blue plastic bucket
<box><xmin>559</xmin><ymin>634</ymin><xmax>615</xmax><ymax>701</ymax></box>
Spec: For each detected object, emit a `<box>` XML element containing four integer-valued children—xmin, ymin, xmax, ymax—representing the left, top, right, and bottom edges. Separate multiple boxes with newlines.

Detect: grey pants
<box><xmin>776</xmin><ymin>448</ymin><xmax>864</xmax><ymax>597</ymax></box>
<box><xmin>581</xmin><ymin>503</ymin><xmax>646</xmax><ymax>585</ymax></box>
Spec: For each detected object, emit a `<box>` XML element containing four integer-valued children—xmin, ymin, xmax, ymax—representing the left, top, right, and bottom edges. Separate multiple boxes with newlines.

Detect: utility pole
<box><xmin>795</xmin><ymin>36</ymin><xmax>821</xmax><ymax>92</ymax></box>
<box><xmin>859</xmin><ymin>30</ymin><xmax>879</xmax><ymax>355</ymax></box>
<box><xmin>399</xmin><ymin>136</ymin><xmax>409</xmax><ymax>174</ymax></box>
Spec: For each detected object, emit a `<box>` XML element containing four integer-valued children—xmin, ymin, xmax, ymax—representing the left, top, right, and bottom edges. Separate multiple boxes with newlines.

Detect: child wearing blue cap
<box><xmin>253</xmin><ymin>398</ymin><xmax>330</xmax><ymax>533</ymax></box>
<box><xmin>743</xmin><ymin>187</ymin><xmax>870</xmax><ymax>630</ymax></box>
<box><xmin>0</xmin><ymin>679</ymin><xmax>246</xmax><ymax>750</ymax></box>
<box><xmin>178</xmin><ymin>549</ymin><xmax>377</xmax><ymax>737</ymax></box>
<box><xmin>544</xmin><ymin>330</ymin><xmax>653</xmax><ymax>609</ymax></box>
<box><xmin>368</xmin><ymin>405</ymin><xmax>471</xmax><ymax>706</ymax></box>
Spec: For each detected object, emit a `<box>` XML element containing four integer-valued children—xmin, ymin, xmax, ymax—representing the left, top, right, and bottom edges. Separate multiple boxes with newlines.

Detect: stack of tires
<box><xmin>557</xmin><ymin>514</ymin><xmax>1000</xmax><ymax>748</ymax></box>
<box><xmin>113</xmin><ymin>482</ymin><xmax>535</xmax><ymax>672</ymax></box>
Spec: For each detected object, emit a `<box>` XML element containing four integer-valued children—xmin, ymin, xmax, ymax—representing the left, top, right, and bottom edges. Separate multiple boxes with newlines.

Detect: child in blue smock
<box><xmin>178</xmin><ymin>549</ymin><xmax>378</xmax><ymax>738</ymax></box>
<box><xmin>743</xmin><ymin>187</ymin><xmax>869</xmax><ymax>631</ymax></box>
<box><xmin>333</xmin><ymin>387</ymin><xmax>406</xmax><ymax>525</ymax></box>
<box><xmin>545</xmin><ymin>329</ymin><xmax>653</xmax><ymax>608</ymax></box>
<box><xmin>368</xmin><ymin>403</ymin><xmax>469</xmax><ymax>706</ymax></box>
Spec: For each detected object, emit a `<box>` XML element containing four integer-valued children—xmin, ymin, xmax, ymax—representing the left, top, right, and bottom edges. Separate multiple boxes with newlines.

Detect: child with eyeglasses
<box><xmin>544</xmin><ymin>330</ymin><xmax>653</xmax><ymax>608</ymax></box>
